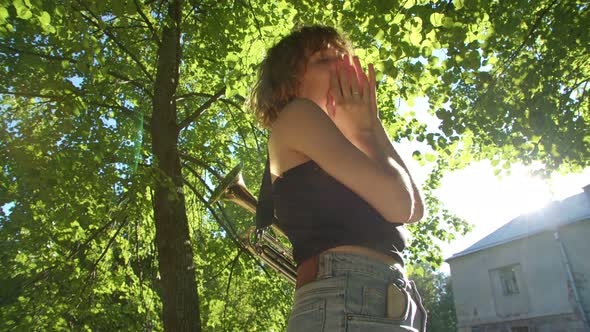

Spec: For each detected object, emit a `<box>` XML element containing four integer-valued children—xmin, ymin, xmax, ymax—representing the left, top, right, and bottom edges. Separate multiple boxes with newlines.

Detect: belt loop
<box><xmin>389</xmin><ymin>265</ymin><xmax>407</xmax><ymax>290</ymax></box>
<box><xmin>317</xmin><ymin>252</ymin><xmax>332</xmax><ymax>279</ymax></box>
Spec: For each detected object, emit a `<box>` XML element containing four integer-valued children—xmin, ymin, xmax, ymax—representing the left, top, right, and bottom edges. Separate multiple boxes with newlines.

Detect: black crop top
<box><xmin>255</xmin><ymin>154</ymin><xmax>408</xmax><ymax>268</ymax></box>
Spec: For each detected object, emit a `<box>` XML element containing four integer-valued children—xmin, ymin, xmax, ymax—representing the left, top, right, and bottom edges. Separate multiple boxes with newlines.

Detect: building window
<box><xmin>489</xmin><ymin>264</ymin><xmax>528</xmax><ymax>316</ymax></box>
<box><xmin>499</xmin><ymin>266</ymin><xmax>520</xmax><ymax>295</ymax></box>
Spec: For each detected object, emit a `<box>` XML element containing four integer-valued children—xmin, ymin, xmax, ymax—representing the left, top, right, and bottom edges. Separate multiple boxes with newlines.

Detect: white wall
<box><xmin>448</xmin><ymin>221</ymin><xmax>590</xmax><ymax>327</ymax></box>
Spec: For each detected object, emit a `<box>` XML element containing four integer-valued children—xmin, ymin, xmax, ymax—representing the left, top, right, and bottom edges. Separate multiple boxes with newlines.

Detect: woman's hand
<box><xmin>326</xmin><ymin>55</ymin><xmax>380</xmax><ymax>140</ymax></box>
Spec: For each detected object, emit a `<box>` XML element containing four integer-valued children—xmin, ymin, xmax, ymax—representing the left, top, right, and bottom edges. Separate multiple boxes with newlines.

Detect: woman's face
<box><xmin>297</xmin><ymin>45</ymin><xmax>345</xmax><ymax>115</ymax></box>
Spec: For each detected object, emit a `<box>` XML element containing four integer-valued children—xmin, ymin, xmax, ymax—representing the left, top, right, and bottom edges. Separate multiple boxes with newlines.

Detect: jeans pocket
<box><xmin>387</xmin><ymin>283</ymin><xmax>411</xmax><ymax>320</ymax></box>
<box><xmin>348</xmin><ymin>274</ymin><xmax>411</xmax><ymax>319</ymax></box>
<box><xmin>346</xmin><ymin>275</ymin><xmax>417</xmax><ymax>331</ymax></box>
<box><xmin>287</xmin><ymin>297</ymin><xmax>325</xmax><ymax>332</ymax></box>
<box><xmin>360</xmin><ymin>283</ymin><xmax>387</xmax><ymax>316</ymax></box>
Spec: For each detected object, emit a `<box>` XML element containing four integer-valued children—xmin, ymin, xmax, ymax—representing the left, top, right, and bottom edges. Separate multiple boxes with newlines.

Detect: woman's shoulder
<box><xmin>270</xmin><ymin>98</ymin><xmax>327</xmax><ymax>137</ymax></box>
<box><xmin>281</xmin><ymin>97</ymin><xmax>323</xmax><ymax>114</ymax></box>
<box><xmin>268</xmin><ymin>133</ymin><xmax>311</xmax><ymax>184</ymax></box>
<box><xmin>268</xmin><ymin>99</ymin><xmax>315</xmax><ymax>182</ymax></box>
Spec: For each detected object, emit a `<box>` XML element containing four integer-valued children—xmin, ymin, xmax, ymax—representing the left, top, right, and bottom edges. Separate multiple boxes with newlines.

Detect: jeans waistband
<box><xmin>316</xmin><ymin>252</ymin><xmax>409</xmax><ymax>290</ymax></box>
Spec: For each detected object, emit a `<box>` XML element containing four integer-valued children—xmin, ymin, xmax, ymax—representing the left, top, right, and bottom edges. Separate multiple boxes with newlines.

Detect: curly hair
<box><xmin>249</xmin><ymin>25</ymin><xmax>352</xmax><ymax>129</ymax></box>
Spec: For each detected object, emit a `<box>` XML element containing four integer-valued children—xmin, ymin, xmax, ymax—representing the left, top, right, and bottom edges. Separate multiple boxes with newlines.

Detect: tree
<box><xmin>1</xmin><ymin>0</ymin><xmax>587</xmax><ymax>330</ymax></box>
<box><xmin>409</xmin><ymin>264</ymin><xmax>458</xmax><ymax>332</ymax></box>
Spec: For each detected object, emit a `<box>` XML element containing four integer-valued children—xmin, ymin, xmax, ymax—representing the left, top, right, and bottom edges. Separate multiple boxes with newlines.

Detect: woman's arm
<box><xmin>276</xmin><ymin>99</ymin><xmax>415</xmax><ymax>224</ymax></box>
<box><xmin>372</xmin><ymin>121</ymin><xmax>425</xmax><ymax>223</ymax></box>
<box><xmin>347</xmin><ymin>129</ymin><xmax>416</xmax><ymax>222</ymax></box>
<box><xmin>348</xmin><ymin>57</ymin><xmax>424</xmax><ymax>223</ymax></box>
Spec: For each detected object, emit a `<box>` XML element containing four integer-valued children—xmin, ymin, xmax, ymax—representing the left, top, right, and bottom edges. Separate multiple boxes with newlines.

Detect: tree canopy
<box><xmin>1</xmin><ymin>0</ymin><xmax>587</xmax><ymax>330</ymax></box>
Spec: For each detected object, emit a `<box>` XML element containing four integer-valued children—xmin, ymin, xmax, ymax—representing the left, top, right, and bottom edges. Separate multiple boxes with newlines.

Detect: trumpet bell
<box><xmin>209</xmin><ymin>162</ymin><xmax>298</xmax><ymax>285</ymax></box>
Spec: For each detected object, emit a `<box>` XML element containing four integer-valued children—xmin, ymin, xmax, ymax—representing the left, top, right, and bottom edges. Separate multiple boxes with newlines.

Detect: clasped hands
<box><xmin>326</xmin><ymin>55</ymin><xmax>380</xmax><ymax>140</ymax></box>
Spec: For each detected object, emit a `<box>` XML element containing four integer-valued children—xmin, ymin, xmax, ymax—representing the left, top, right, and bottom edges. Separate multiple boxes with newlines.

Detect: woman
<box><xmin>252</xmin><ymin>25</ymin><xmax>427</xmax><ymax>331</ymax></box>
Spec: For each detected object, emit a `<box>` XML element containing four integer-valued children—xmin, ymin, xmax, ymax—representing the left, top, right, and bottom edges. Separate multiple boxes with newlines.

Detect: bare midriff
<box><xmin>323</xmin><ymin>245</ymin><xmax>403</xmax><ymax>268</ymax></box>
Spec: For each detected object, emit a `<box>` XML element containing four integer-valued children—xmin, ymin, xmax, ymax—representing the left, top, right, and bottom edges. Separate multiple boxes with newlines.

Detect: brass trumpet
<box><xmin>208</xmin><ymin>162</ymin><xmax>297</xmax><ymax>284</ymax></box>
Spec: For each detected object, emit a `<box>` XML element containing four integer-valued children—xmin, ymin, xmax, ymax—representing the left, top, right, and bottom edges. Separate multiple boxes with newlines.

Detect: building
<box><xmin>446</xmin><ymin>185</ymin><xmax>590</xmax><ymax>332</ymax></box>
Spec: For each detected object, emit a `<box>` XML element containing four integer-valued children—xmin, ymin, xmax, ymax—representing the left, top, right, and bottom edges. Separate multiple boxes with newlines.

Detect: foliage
<box><xmin>0</xmin><ymin>0</ymin><xmax>587</xmax><ymax>330</ymax></box>
<box><xmin>408</xmin><ymin>263</ymin><xmax>457</xmax><ymax>332</ymax></box>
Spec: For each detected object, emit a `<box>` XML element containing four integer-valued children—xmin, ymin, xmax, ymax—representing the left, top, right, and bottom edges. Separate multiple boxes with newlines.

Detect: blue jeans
<box><xmin>286</xmin><ymin>252</ymin><xmax>427</xmax><ymax>331</ymax></box>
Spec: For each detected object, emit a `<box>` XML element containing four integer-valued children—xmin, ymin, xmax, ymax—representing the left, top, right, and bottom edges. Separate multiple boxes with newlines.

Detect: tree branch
<box><xmin>133</xmin><ymin>0</ymin><xmax>161</xmax><ymax>47</ymax></box>
<box><xmin>3</xmin><ymin>42</ymin><xmax>151</xmax><ymax>96</ymax></box>
<box><xmin>179</xmin><ymin>152</ymin><xmax>225</xmax><ymax>181</ymax></box>
<box><xmin>223</xmin><ymin>104</ymin><xmax>249</xmax><ymax>151</ymax></box>
<box><xmin>1</xmin><ymin>44</ymin><xmax>77</xmax><ymax>64</ymax></box>
<box><xmin>74</xmin><ymin>0</ymin><xmax>154</xmax><ymax>83</ymax></box>
<box><xmin>182</xmin><ymin>162</ymin><xmax>214</xmax><ymax>192</ymax></box>
<box><xmin>201</xmin><ymin>250</ymin><xmax>240</xmax><ymax>287</ymax></box>
<box><xmin>181</xmin><ymin>178</ymin><xmax>273</xmax><ymax>280</ymax></box>
<box><xmin>0</xmin><ymin>90</ymin><xmax>62</xmax><ymax>100</ymax></box>
<box><xmin>222</xmin><ymin>251</ymin><xmax>241</xmax><ymax>327</ymax></box>
<box><xmin>178</xmin><ymin>87</ymin><xmax>225</xmax><ymax>131</ymax></box>
<box><xmin>182</xmin><ymin>179</ymin><xmax>242</xmax><ymax>252</ymax></box>
<box><xmin>176</xmin><ymin>92</ymin><xmax>214</xmax><ymax>102</ymax></box>
<box><xmin>106</xmin><ymin>70</ymin><xmax>152</xmax><ymax>97</ymax></box>
<box><xmin>106</xmin><ymin>24</ymin><xmax>150</xmax><ymax>30</ymax></box>
<box><xmin>87</xmin><ymin>100</ymin><xmax>133</xmax><ymax>113</ymax></box>
<box><xmin>78</xmin><ymin>216</ymin><xmax>129</xmax><ymax>299</ymax></box>
<box><xmin>244</xmin><ymin>0</ymin><xmax>264</xmax><ymax>42</ymax></box>
<box><xmin>493</xmin><ymin>0</ymin><xmax>558</xmax><ymax>78</ymax></box>
<box><xmin>86</xmin><ymin>100</ymin><xmax>153</xmax><ymax>127</ymax></box>
<box><xmin>219</xmin><ymin>98</ymin><xmax>263</xmax><ymax>153</ymax></box>
<box><xmin>463</xmin><ymin>0</ymin><xmax>559</xmax><ymax>124</ymax></box>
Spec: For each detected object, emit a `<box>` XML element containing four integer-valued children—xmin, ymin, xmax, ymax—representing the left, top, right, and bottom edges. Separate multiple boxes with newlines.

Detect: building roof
<box><xmin>446</xmin><ymin>186</ymin><xmax>590</xmax><ymax>261</ymax></box>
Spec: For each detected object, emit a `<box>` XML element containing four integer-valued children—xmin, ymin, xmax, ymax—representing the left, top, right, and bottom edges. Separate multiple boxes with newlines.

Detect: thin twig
<box><xmin>0</xmin><ymin>90</ymin><xmax>63</xmax><ymax>99</ymax></box>
<box><xmin>222</xmin><ymin>251</ymin><xmax>242</xmax><ymax>328</ymax></box>
<box><xmin>1</xmin><ymin>44</ymin><xmax>77</xmax><ymax>64</ymax></box>
<box><xmin>182</xmin><ymin>179</ymin><xmax>273</xmax><ymax>280</ymax></box>
<box><xmin>176</xmin><ymin>92</ymin><xmax>214</xmax><ymax>101</ymax></box>
<box><xmin>179</xmin><ymin>153</ymin><xmax>225</xmax><ymax>181</ymax></box>
<box><xmin>78</xmin><ymin>216</ymin><xmax>129</xmax><ymax>299</ymax></box>
<box><xmin>492</xmin><ymin>0</ymin><xmax>559</xmax><ymax>79</ymax></box>
<box><xmin>245</xmin><ymin>0</ymin><xmax>264</xmax><ymax>43</ymax></box>
<box><xmin>219</xmin><ymin>97</ymin><xmax>264</xmax><ymax>153</ymax></box>
<box><xmin>178</xmin><ymin>87</ymin><xmax>225</xmax><ymax>131</ymax></box>
<box><xmin>182</xmin><ymin>163</ymin><xmax>213</xmax><ymax>193</ymax></box>
<box><xmin>107</xmin><ymin>70</ymin><xmax>152</xmax><ymax>97</ymax></box>
<box><xmin>133</xmin><ymin>0</ymin><xmax>161</xmax><ymax>47</ymax></box>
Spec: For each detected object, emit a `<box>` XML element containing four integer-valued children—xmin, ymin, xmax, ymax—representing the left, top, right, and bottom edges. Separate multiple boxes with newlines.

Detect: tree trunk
<box><xmin>151</xmin><ymin>0</ymin><xmax>201</xmax><ymax>331</ymax></box>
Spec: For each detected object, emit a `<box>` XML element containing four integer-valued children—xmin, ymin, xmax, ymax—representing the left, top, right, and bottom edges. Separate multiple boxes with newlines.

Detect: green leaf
<box><xmin>13</xmin><ymin>0</ymin><xmax>32</xmax><ymax>20</ymax></box>
<box><xmin>124</xmin><ymin>0</ymin><xmax>137</xmax><ymax>15</ymax></box>
<box><xmin>403</xmin><ymin>0</ymin><xmax>416</xmax><ymax>9</ymax></box>
<box><xmin>409</xmin><ymin>30</ymin><xmax>422</xmax><ymax>45</ymax></box>
<box><xmin>111</xmin><ymin>0</ymin><xmax>124</xmax><ymax>16</ymax></box>
<box><xmin>38</xmin><ymin>11</ymin><xmax>50</xmax><ymax>26</ymax></box>
<box><xmin>442</xmin><ymin>16</ymin><xmax>454</xmax><ymax>28</ymax></box>
<box><xmin>12</xmin><ymin>0</ymin><xmax>25</xmax><ymax>13</ymax></box>
<box><xmin>430</xmin><ymin>13</ymin><xmax>444</xmax><ymax>27</ymax></box>
<box><xmin>412</xmin><ymin>150</ymin><xmax>422</xmax><ymax>160</ymax></box>
<box><xmin>0</xmin><ymin>7</ymin><xmax>8</xmax><ymax>24</ymax></box>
